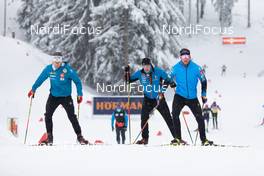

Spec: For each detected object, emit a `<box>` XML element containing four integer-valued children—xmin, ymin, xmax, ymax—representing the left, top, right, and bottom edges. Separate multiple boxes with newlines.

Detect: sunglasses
<box><xmin>143</xmin><ymin>64</ymin><xmax>151</xmax><ymax>67</ymax></box>
<box><xmin>53</xmin><ymin>56</ymin><xmax>62</xmax><ymax>63</ymax></box>
<box><xmin>180</xmin><ymin>54</ymin><xmax>190</xmax><ymax>59</ymax></box>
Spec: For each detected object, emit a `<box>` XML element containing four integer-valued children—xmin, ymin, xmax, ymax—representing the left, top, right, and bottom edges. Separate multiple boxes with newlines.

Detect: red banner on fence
<box><xmin>222</xmin><ymin>37</ymin><xmax>246</xmax><ymax>44</ymax></box>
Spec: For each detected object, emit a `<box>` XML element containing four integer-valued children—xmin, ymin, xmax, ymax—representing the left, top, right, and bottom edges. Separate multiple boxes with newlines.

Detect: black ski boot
<box><xmin>170</xmin><ymin>138</ymin><xmax>188</xmax><ymax>146</ymax></box>
<box><xmin>77</xmin><ymin>134</ymin><xmax>89</xmax><ymax>145</ymax></box>
<box><xmin>136</xmin><ymin>138</ymin><xmax>148</xmax><ymax>145</ymax></box>
<box><xmin>202</xmin><ymin>139</ymin><xmax>214</xmax><ymax>146</ymax></box>
<box><xmin>39</xmin><ymin>133</ymin><xmax>53</xmax><ymax>146</ymax></box>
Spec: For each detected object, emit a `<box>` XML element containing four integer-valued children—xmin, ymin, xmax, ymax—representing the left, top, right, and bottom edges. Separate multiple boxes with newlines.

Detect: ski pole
<box><xmin>182</xmin><ymin>111</ymin><xmax>194</xmax><ymax>145</ymax></box>
<box><xmin>24</xmin><ymin>96</ymin><xmax>33</xmax><ymax>144</ymax></box>
<box><xmin>127</xmin><ymin>83</ymin><xmax>132</xmax><ymax>144</ymax></box>
<box><xmin>132</xmin><ymin>100</ymin><xmax>160</xmax><ymax>144</ymax></box>
<box><xmin>194</xmin><ymin>130</ymin><xmax>199</xmax><ymax>146</ymax></box>
<box><xmin>125</xmin><ymin>70</ymin><xmax>132</xmax><ymax>144</ymax></box>
<box><xmin>132</xmin><ymin>118</ymin><xmax>149</xmax><ymax>144</ymax></box>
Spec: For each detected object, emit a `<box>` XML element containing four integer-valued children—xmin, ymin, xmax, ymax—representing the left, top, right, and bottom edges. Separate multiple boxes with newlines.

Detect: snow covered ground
<box><xmin>1</xmin><ymin>0</ymin><xmax>264</xmax><ymax>176</ymax></box>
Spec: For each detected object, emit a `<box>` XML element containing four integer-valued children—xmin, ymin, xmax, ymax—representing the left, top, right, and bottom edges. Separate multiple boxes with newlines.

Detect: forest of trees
<box><xmin>17</xmin><ymin>0</ymin><xmax>237</xmax><ymax>92</ymax></box>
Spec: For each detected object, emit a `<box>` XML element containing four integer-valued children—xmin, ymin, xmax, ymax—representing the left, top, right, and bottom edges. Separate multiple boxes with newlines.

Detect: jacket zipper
<box><xmin>185</xmin><ymin>66</ymin><xmax>189</xmax><ymax>98</ymax></box>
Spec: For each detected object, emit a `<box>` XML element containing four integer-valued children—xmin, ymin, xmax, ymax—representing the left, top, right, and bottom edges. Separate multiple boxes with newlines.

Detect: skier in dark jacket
<box><xmin>125</xmin><ymin>58</ymin><xmax>176</xmax><ymax>145</ymax></box>
<box><xmin>202</xmin><ymin>104</ymin><xmax>212</xmax><ymax>132</ymax></box>
<box><xmin>221</xmin><ymin>65</ymin><xmax>227</xmax><ymax>76</ymax></box>
<box><xmin>28</xmin><ymin>52</ymin><xmax>89</xmax><ymax>145</ymax></box>
<box><xmin>169</xmin><ymin>48</ymin><xmax>213</xmax><ymax>146</ymax></box>
<box><xmin>111</xmin><ymin>105</ymin><xmax>128</xmax><ymax>144</ymax></box>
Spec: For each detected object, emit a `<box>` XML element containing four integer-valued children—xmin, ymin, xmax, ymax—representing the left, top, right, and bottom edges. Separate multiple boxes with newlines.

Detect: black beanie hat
<box><xmin>142</xmin><ymin>58</ymin><xmax>151</xmax><ymax>65</ymax></box>
<box><xmin>180</xmin><ymin>48</ymin><xmax>190</xmax><ymax>56</ymax></box>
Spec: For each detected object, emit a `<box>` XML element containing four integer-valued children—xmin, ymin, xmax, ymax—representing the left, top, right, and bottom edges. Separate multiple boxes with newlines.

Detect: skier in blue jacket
<box><xmin>170</xmin><ymin>48</ymin><xmax>213</xmax><ymax>146</ymax></box>
<box><xmin>125</xmin><ymin>58</ymin><xmax>176</xmax><ymax>145</ymax></box>
<box><xmin>27</xmin><ymin>52</ymin><xmax>89</xmax><ymax>145</ymax></box>
<box><xmin>111</xmin><ymin>105</ymin><xmax>128</xmax><ymax>144</ymax></box>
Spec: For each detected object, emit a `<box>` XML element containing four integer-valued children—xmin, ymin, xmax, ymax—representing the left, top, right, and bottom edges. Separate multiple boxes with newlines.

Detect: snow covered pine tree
<box><xmin>212</xmin><ymin>0</ymin><xmax>237</xmax><ymax>27</ymax></box>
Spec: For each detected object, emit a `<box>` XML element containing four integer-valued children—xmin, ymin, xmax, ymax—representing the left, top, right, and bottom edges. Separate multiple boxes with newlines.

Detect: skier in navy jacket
<box><xmin>170</xmin><ymin>48</ymin><xmax>213</xmax><ymax>146</ymax></box>
<box><xmin>111</xmin><ymin>105</ymin><xmax>128</xmax><ymax>144</ymax></box>
<box><xmin>125</xmin><ymin>58</ymin><xmax>176</xmax><ymax>145</ymax></box>
<box><xmin>27</xmin><ymin>52</ymin><xmax>89</xmax><ymax>145</ymax></box>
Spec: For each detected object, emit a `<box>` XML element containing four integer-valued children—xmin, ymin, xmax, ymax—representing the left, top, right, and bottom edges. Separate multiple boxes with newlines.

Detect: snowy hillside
<box><xmin>1</xmin><ymin>32</ymin><xmax>264</xmax><ymax>176</ymax></box>
<box><xmin>1</xmin><ymin>0</ymin><xmax>264</xmax><ymax>176</ymax></box>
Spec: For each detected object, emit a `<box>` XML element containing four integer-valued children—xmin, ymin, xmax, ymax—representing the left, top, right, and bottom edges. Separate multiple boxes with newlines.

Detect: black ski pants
<box><xmin>141</xmin><ymin>96</ymin><xmax>176</xmax><ymax>140</ymax></box>
<box><xmin>171</xmin><ymin>94</ymin><xmax>206</xmax><ymax>142</ymax></box>
<box><xmin>116</xmin><ymin>127</ymin><xmax>126</xmax><ymax>144</ymax></box>
<box><xmin>44</xmin><ymin>94</ymin><xmax>82</xmax><ymax>136</ymax></box>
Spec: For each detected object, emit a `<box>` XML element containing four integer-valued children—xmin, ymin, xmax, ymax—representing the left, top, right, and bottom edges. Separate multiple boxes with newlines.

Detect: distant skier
<box><xmin>27</xmin><ymin>52</ymin><xmax>89</xmax><ymax>145</ymax></box>
<box><xmin>210</xmin><ymin>101</ymin><xmax>221</xmax><ymax>129</ymax></box>
<box><xmin>243</xmin><ymin>72</ymin><xmax>247</xmax><ymax>78</ymax></box>
<box><xmin>202</xmin><ymin>104</ymin><xmax>212</xmax><ymax>132</ymax></box>
<box><xmin>169</xmin><ymin>48</ymin><xmax>213</xmax><ymax>146</ymax></box>
<box><xmin>202</xmin><ymin>64</ymin><xmax>208</xmax><ymax>74</ymax></box>
<box><xmin>111</xmin><ymin>105</ymin><xmax>128</xmax><ymax>144</ymax></box>
<box><xmin>221</xmin><ymin>64</ymin><xmax>227</xmax><ymax>76</ymax></box>
<box><xmin>125</xmin><ymin>58</ymin><xmax>176</xmax><ymax>145</ymax></box>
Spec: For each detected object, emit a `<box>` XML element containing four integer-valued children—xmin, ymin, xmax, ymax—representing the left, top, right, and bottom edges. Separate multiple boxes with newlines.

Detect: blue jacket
<box><xmin>32</xmin><ymin>63</ymin><xmax>83</xmax><ymax>97</ymax></box>
<box><xmin>170</xmin><ymin>60</ymin><xmax>207</xmax><ymax>99</ymax></box>
<box><xmin>130</xmin><ymin>66</ymin><xmax>171</xmax><ymax>99</ymax></box>
<box><xmin>111</xmin><ymin>109</ymin><xmax>128</xmax><ymax>128</ymax></box>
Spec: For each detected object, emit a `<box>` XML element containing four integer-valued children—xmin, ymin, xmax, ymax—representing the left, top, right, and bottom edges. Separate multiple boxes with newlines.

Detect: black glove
<box><xmin>124</xmin><ymin>65</ymin><xmax>130</xmax><ymax>72</ymax></box>
<box><xmin>202</xmin><ymin>96</ymin><xmax>207</xmax><ymax>104</ymax></box>
<box><xmin>112</xmin><ymin>126</ymin><xmax>114</xmax><ymax>131</ymax></box>
<box><xmin>123</xmin><ymin>126</ymin><xmax>127</xmax><ymax>131</ymax></box>
<box><xmin>124</xmin><ymin>65</ymin><xmax>130</xmax><ymax>83</ymax></box>
<box><xmin>163</xmin><ymin>80</ymin><xmax>176</xmax><ymax>89</ymax></box>
<box><xmin>170</xmin><ymin>82</ymin><xmax>176</xmax><ymax>88</ymax></box>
